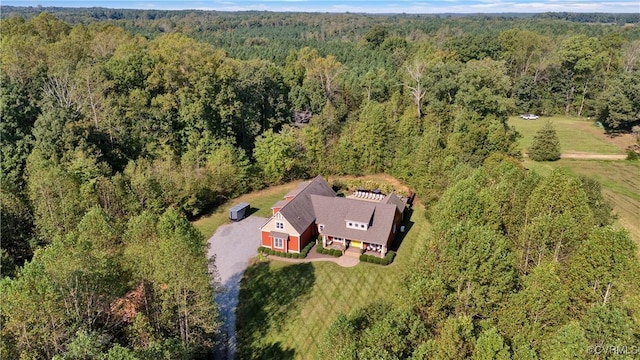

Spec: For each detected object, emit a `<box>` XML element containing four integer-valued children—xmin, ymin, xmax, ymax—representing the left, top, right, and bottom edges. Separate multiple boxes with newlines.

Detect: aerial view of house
<box><xmin>260</xmin><ymin>176</ymin><xmax>406</xmax><ymax>258</ymax></box>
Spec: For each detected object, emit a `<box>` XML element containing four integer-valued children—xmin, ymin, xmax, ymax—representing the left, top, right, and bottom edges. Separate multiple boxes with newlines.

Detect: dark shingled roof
<box><xmin>278</xmin><ymin>176</ymin><xmax>336</xmax><ymax>234</ymax></box>
<box><xmin>311</xmin><ymin>195</ymin><xmax>398</xmax><ymax>246</ymax></box>
<box><xmin>284</xmin><ymin>179</ymin><xmax>312</xmax><ymax>198</ymax></box>
<box><xmin>345</xmin><ymin>201</ymin><xmax>376</xmax><ymax>224</ymax></box>
<box><xmin>271</xmin><ymin>200</ymin><xmax>289</xmax><ymax>209</ymax></box>
<box><xmin>382</xmin><ymin>192</ymin><xmax>405</xmax><ymax>213</ymax></box>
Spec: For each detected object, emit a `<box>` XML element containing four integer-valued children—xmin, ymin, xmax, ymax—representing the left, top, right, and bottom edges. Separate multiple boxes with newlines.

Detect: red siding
<box><xmin>272</xmin><ymin>207</ymin><xmax>281</xmax><ymax>215</ymax></box>
<box><xmin>285</xmin><ymin>195</ymin><xmax>295</xmax><ymax>201</ymax></box>
<box><xmin>299</xmin><ymin>223</ymin><xmax>316</xmax><ymax>250</ymax></box>
<box><xmin>263</xmin><ymin>231</ymin><xmax>291</xmax><ymax>252</ymax></box>
<box><xmin>261</xmin><ymin>231</ymin><xmax>271</xmax><ymax>248</ymax></box>
<box><xmin>289</xmin><ymin>236</ymin><xmax>299</xmax><ymax>252</ymax></box>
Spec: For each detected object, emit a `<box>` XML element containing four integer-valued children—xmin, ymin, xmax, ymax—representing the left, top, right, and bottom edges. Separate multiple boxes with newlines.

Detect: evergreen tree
<box><xmin>528</xmin><ymin>121</ymin><xmax>561</xmax><ymax>161</ymax></box>
<box><xmin>473</xmin><ymin>327</ymin><xmax>511</xmax><ymax>360</ymax></box>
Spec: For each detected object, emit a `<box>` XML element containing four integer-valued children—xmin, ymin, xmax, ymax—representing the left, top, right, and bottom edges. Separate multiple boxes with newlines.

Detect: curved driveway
<box><xmin>207</xmin><ymin>215</ymin><xmax>266</xmax><ymax>360</ymax></box>
<box><xmin>206</xmin><ymin>215</ymin><xmax>361</xmax><ymax>359</ymax></box>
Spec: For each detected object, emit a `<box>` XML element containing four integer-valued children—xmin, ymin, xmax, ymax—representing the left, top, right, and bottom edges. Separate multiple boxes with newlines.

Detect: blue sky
<box><xmin>3</xmin><ymin>0</ymin><xmax>639</xmax><ymax>13</ymax></box>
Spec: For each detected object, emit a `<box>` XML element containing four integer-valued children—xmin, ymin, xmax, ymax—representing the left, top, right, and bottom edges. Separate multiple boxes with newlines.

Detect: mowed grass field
<box><xmin>510</xmin><ymin>115</ymin><xmax>639</xmax><ymax>245</ymax></box>
<box><xmin>235</xmin><ymin>205</ymin><xmax>429</xmax><ymax>359</ymax></box>
<box><xmin>508</xmin><ymin>115</ymin><xmax>624</xmax><ymax>155</ymax></box>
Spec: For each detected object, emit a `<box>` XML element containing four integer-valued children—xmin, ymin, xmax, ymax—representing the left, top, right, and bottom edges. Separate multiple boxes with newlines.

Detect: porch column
<box><xmin>381</xmin><ymin>245</ymin><xmax>386</xmax><ymax>258</ymax></box>
<box><xmin>322</xmin><ymin>235</ymin><xmax>326</xmax><ymax>247</ymax></box>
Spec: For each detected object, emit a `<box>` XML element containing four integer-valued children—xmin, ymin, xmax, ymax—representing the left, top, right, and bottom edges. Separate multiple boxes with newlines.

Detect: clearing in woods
<box><xmin>508</xmin><ymin>115</ymin><xmax>631</xmax><ymax>155</ymax></box>
<box><xmin>510</xmin><ymin>115</ymin><xmax>639</xmax><ymax>248</ymax></box>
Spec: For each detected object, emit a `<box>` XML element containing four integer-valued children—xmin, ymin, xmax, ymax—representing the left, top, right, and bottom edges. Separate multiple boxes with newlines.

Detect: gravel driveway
<box><xmin>207</xmin><ymin>215</ymin><xmax>266</xmax><ymax>360</ymax></box>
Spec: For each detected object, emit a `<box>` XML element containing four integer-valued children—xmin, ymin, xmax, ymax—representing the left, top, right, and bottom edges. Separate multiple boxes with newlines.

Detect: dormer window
<box><xmin>346</xmin><ymin>220</ymin><xmax>368</xmax><ymax>231</ymax></box>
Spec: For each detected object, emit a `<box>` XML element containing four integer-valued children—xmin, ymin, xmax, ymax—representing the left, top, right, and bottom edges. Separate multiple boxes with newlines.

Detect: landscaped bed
<box><xmin>258</xmin><ymin>241</ymin><xmax>314</xmax><ymax>259</ymax></box>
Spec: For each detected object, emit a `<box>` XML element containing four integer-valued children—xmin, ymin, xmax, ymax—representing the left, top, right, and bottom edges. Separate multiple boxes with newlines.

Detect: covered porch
<box><xmin>321</xmin><ymin>235</ymin><xmax>386</xmax><ymax>258</ymax></box>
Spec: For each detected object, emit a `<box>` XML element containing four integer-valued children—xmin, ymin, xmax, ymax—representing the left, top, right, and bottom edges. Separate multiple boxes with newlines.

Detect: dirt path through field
<box><xmin>559</xmin><ymin>153</ymin><xmax>627</xmax><ymax>160</ymax></box>
<box><xmin>524</xmin><ymin>153</ymin><xmax>627</xmax><ymax>160</ymax></box>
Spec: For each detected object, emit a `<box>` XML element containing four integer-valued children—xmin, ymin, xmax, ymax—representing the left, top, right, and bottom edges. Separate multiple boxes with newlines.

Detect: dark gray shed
<box><xmin>229</xmin><ymin>202</ymin><xmax>250</xmax><ymax>221</ymax></box>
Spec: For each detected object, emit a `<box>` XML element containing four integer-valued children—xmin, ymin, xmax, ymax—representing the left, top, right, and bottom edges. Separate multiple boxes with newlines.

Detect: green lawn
<box><xmin>193</xmin><ymin>183</ymin><xmax>297</xmax><ymax>238</ymax></box>
<box><xmin>509</xmin><ymin>115</ymin><xmax>623</xmax><ymax>155</ymax></box>
<box><xmin>235</xmin><ymin>205</ymin><xmax>430</xmax><ymax>359</ymax></box>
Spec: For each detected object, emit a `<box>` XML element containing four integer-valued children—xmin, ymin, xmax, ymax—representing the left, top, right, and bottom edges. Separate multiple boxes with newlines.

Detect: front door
<box><xmin>350</xmin><ymin>240</ymin><xmax>362</xmax><ymax>249</ymax></box>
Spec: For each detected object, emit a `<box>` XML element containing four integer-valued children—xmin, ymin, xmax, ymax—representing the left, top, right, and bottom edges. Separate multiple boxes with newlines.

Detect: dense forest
<box><xmin>1</xmin><ymin>8</ymin><xmax>639</xmax><ymax>358</ymax></box>
<box><xmin>318</xmin><ymin>157</ymin><xmax>639</xmax><ymax>358</ymax></box>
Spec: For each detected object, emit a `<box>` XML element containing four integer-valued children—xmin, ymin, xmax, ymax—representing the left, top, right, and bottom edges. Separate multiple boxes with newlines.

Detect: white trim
<box><xmin>274</xmin><ymin>237</ymin><xmax>285</xmax><ymax>249</ymax></box>
<box><xmin>346</xmin><ymin>220</ymin><xmax>368</xmax><ymax>231</ymax></box>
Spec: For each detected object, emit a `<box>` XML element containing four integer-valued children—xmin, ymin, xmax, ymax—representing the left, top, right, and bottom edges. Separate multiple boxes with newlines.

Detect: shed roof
<box><xmin>229</xmin><ymin>202</ymin><xmax>250</xmax><ymax>211</ymax></box>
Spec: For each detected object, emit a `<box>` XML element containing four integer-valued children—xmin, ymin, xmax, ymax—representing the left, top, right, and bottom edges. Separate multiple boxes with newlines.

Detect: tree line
<box><xmin>1</xmin><ymin>10</ymin><xmax>638</xmax><ymax>358</ymax></box>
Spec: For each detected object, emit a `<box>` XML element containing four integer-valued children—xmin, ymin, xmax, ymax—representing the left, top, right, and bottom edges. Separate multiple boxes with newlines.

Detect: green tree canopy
<box><xmin>528</xmin><ymin>121</ymin><xmax>561</xmax><ymax>161</ymax></box>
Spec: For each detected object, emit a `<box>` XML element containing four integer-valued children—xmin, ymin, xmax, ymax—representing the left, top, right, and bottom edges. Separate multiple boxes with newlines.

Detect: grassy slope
<box><xmin>235</xmin><ymin>204</ymin><xmax>429</xmax><ymax>359</ymax></box>
<box><xmin>508</xmin><ymin>115</ymin><xmax>623</xmax><ymax>155</ymax></box>
<box><xmin>510</xmin><ymin>115</ymin><xmax>639</xmax><ymax>245</ymax></box>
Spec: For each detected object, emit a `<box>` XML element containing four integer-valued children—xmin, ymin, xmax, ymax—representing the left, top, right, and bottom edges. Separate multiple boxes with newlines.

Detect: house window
<box><xmin>274</xmin><ymin>238</ymin><xmax>284</xmax><ymax>249</ymax></box>
<box><xmin>319</xmin><ymin>224</ymin><xmax>324</xmax><ymax>231</ymax></box>
<box><xmin>275</xmin><ymin>221</ymin><xmax>284</xmax><ymax>230</ymax></box>
<box><xmin>348</xmin><ymin>222</ymin><xmax>353</xmax><ymax>227</ymax></box>
<box><xmin>360</xmin><ymin>224</ymin><xmax>365</xmax><ymax>228</ymax></box>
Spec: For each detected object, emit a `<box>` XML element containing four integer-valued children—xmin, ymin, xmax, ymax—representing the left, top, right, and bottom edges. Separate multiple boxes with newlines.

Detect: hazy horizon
<box><xmin>2</xmin><ymin>0</ymin><xmax>639</xmax><ymax>14</ymax></box>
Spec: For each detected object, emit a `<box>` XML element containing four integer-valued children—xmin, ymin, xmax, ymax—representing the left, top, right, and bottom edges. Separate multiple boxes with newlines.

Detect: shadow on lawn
<box><xmin>389</xmin><ymin>207</ymin><xmax>414</xmax><ymax>252</ymax></box>
<box><xmin>235</xmin><ymin>261</ymin><xmax>315</xmax><ymax>360</ymax></box>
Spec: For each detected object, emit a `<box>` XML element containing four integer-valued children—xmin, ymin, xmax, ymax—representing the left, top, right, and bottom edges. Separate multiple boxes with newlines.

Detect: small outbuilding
<box><xmin>229</xmin><ymin>202</ymin><xmax>250</xmax><ymax>221</ymax></box>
